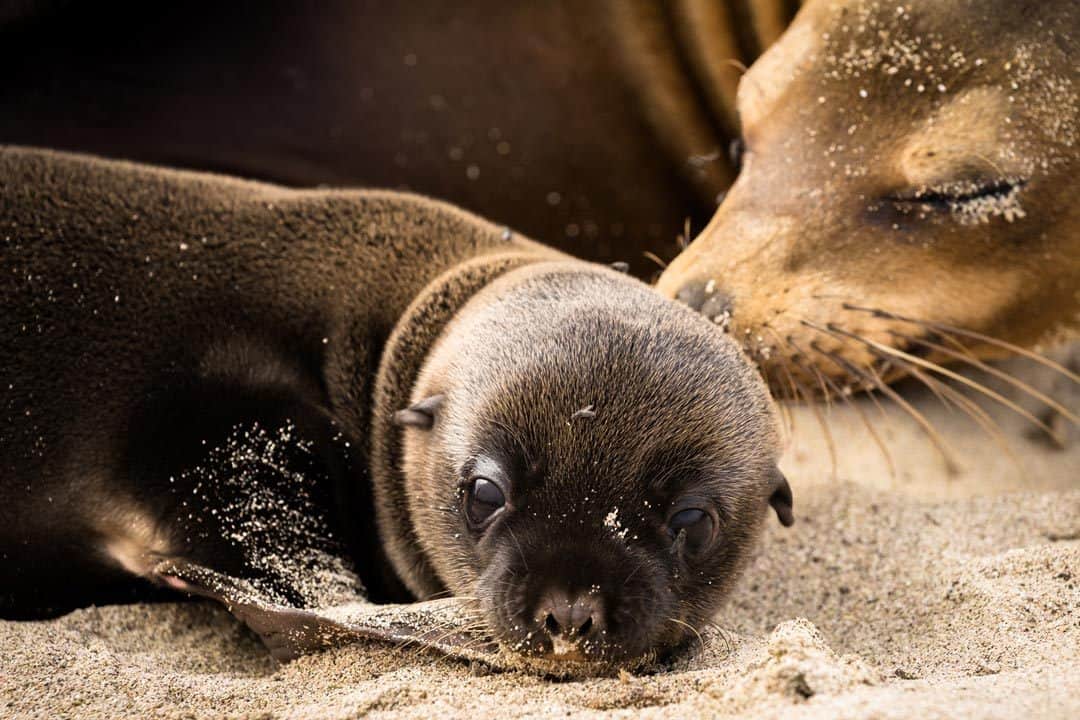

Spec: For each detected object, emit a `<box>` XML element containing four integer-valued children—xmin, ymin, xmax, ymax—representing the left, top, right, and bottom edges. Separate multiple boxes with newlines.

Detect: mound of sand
<box><xmin>2</xmin><ymin>356</ymin><xmax>1077</xmax><ymax>719</ymax></box>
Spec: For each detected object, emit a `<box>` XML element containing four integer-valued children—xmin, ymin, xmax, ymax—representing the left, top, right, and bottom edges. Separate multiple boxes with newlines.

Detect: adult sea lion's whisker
<box><xmin>901</xmin><ymin>364</ymin><xmax>1020</xmax><ymax>469</ymax></box>
<box><xmin>786</xmin><ymin>335</ymin><xmax>836</xmax><ymax>412</ymax></box>
<box><xmin>760</xmin><ymin>326</ymin><xmax>803</xmax><ymax>437</ymax></box>
<box><xmin>803</xmin><ymin>327</ymin><xmax>957</xmax><ymax>470</ymax></box>
<box><xmin>864</xmin><ymin>360</ymin><xmax>961</xmax><ymax>475</ymax></box>
<box><xmin>756</xmin><ymin>330</ymin><xmax>799</xmax><ymax>436</ymax></box>
<box><xmin>642</xmin><ymin>251</ymin><xmax>669</xmax><ymax>269</ymax></box>
<box><xmin>769</xmin><ymin>339</ymin><xmax>808</xmax><ymax>408</ymax></box>
<box><xmin>878</xmin><ymin>351</ymin><xmax>955</xmax><ymax>412</ymax></box>
<box><xmin>786</xmin><ymin>362</ymin><xmax>838</xmax><ymax>478</ymax></box>
<box><xmin>841</xmin><ymin>303</ymin><xmax>1080</xmax><ymax>385</ymax></box>
<box><xmin>805</xmin><ymin>343</ymin><xmax>896</xmax><ymax>480</ymax></box>
<box><xmin>772</xmin><ymin>388</ymin><xmax>796</xmax><ymax>437</ymax></box>
<box><xmin>812</xmin><ymin>342</ymin><xmax>895</xmax><ymax>423</ymax></box>
<box><xmin>819</xmin><ymin>321</ymin><xmax>1065</xmax><ymax>445</ymax></box>
<box><xmin>888</xmin><ymin>330</ymin><xmax>1078</xmax><ymax>425</ymax></box>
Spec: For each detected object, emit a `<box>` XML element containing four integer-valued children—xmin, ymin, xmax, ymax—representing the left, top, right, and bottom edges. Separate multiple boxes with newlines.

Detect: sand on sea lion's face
<box><xmin>657</xmin><ymin>0</ymin><xmax>1080</xmax><ymax>393</ymax></box>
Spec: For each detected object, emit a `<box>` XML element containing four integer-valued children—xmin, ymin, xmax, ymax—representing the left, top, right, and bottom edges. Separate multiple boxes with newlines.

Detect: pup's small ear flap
<box><xmin>768</xmin><ymin>468</ymin><xmax>795</xmax><ymax>527</ymax></box>
<box><xmin>393</xmin><ymin>394</ymin><xmax>445</xmax><ymax>430</ymax></box>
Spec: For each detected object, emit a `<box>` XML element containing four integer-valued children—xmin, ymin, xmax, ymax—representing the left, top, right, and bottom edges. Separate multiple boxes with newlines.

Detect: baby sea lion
<box><xmin>658</xmin><ymin>0</ymin><xmax>1079</xmax><ymax>399</ymax></box>
<box><xmin>0</xmin><ymin>147</ymin><xmax>792</xmax><ymax>664</ymax></box>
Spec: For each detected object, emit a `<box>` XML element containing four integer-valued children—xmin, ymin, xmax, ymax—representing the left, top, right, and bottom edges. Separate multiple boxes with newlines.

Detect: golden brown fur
<box><xmin>657</xmin><ymin>0</ymin><xmax>1079</xmax><ymax>399</ymax></box>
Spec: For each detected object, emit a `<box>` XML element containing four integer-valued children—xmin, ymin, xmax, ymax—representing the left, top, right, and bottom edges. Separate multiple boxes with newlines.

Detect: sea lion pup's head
<box><xmin>395</xmin><ymin>262</ymin><xmax>792</xmax><ymax>662</ymax></box>
<box><xmin>657</xmin><ymin>0</ymin><xmax>1079</xmax><ymax>392</ymax></box>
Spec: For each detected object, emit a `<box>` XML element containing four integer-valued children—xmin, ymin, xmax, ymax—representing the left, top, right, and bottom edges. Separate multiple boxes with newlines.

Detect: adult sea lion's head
<box><xmin>657</xmin><ymin>0</ymin><xmax>1079</xmax><ymax>393</ymax></box>
<box><xmin>395</xmin><ymin>262</ymin><xmax>792</xmax><ymax>662</ymax></box>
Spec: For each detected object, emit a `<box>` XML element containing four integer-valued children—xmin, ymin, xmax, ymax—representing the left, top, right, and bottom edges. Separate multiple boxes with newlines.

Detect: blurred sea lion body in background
<box><xmin>0</xmin><ymin>0</ymin><xmax>796</xmax><ymax>275</ymax></box>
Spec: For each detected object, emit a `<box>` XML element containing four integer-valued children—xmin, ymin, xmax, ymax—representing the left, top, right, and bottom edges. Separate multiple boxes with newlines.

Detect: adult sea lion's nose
<box><xmin>675</xmin><ymin>279</ymin><xmax>734</xmax><ymax>321</ymax></box>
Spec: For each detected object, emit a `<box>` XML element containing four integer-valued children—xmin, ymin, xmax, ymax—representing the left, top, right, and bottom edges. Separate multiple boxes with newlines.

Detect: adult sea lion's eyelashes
<box><xmin>885</xmin><ymin>177</ymin><xmax>1027</xmax><ymax>219</ymax></box>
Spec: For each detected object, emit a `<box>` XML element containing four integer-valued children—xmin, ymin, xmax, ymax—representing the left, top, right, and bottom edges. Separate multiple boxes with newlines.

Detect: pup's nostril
<box><xmin>537</xmin><ymin>589</ymin><xmax>604</xmax><ymax>640</ymax></box>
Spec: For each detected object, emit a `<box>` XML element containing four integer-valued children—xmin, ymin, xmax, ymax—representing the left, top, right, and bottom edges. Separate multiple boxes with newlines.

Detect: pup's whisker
<box><xmin>667</xmin><ymin>617</ymin><xmax>706</xmax><ymax>656</ymax></box>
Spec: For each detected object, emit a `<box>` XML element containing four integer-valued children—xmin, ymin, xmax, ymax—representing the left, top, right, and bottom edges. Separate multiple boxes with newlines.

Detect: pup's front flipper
<box><xmin>153</xmin><ymin>558</ymin><xmax>499</xmax><ymax>663</ymax></box>
<box><xmin>153</xmin><ymin>557</ymin><xmax>368</xmax><ymax>661</ymax></box>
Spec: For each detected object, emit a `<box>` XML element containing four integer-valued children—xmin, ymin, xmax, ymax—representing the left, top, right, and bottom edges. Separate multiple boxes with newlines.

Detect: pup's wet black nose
<box><xmin>675</xmin><ymin>280</ymin><xmax>734</xmax><ymax>321</ymax></box>
<box><xmin>536</xmin><ymin>588</ymin><xmax>605</xmax><ymax>640</ymax></box>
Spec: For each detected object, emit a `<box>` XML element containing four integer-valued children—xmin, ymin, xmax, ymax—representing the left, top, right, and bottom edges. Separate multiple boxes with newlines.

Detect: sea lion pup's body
<box><xmin>0</xmin><ymin>147</ymin><xmax>791</xmax><ymax>663</ymax></box>
<box><xmin>658</xmin><ymin>0</ymin><xmax>1079</xmax><ymax>395</ymax></box>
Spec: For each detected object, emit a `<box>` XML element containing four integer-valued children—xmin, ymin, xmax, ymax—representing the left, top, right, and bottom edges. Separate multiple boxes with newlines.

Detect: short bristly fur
<box><xmin>386</xmin><ymin>262</ymin><xmax>785</xmax><ymax>660</ymax></box>
<box><xmin>1</xmin><ymin>147</ymin><xmax>788</xmax><ymax>663</ymax></box>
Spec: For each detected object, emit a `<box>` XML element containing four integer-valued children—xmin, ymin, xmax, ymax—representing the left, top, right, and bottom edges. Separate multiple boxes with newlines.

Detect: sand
<box><xmin>2</xmin><ymin>352</ymin><xmax>1078</xmax><ymax>719</ymax></box>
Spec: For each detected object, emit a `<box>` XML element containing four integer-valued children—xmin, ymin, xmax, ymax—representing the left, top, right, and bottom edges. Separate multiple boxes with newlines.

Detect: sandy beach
<box><xmin>3</xmin><ymin>354</ymin><xmax>1077</xmax><ymax>719</ymax></box>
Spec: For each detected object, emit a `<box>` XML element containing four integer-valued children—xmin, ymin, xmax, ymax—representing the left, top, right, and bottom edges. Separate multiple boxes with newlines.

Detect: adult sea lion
<box><xmin>658</xmin><ymin>0</ymin><xmax>1079</xmax><ymax>403</ymax></box>
<box><xmin>0</xmin><ymin>147</ymin><xmax>792</xmax><ymax>664</ymax></box>
<box><xmin>6</xmin><ymin>0</ymin><xmax>1073</xmax><ymax>404</ymax></box>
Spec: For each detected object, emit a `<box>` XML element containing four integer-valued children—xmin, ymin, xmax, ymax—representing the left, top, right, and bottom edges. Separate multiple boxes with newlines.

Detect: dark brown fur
<box><xmin>1</xmin><ymin>147</ymin><xmax>788</xmax><ymax>662</ymax></box>
<box><xmin>0</xmin><ymin>1</ymin><xmax>799</xmax><ymax>276</ymax></box>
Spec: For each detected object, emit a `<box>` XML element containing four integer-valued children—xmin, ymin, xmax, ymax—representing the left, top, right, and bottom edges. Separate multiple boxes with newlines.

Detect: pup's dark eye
<box><xmin>466</xmin><ymin>477</ymin><xmax>506</xmax><ymax>527</ymax></box>
<box><xmin>667</xmin><ymin>506</ymin><xmax>716</xmax><ymax>557</ymax></box>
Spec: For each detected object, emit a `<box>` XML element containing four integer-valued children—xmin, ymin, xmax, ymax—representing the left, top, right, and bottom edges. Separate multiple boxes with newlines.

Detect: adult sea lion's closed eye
<box><xmin>885</xmin><ymin>178</ymin><xmax>1028</xmax><ymax>222</ymax></box>
<box><xmin>658</xmin><ymin>0</ymin><xmax>1078</xmax><ymax>398</ymax></box>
